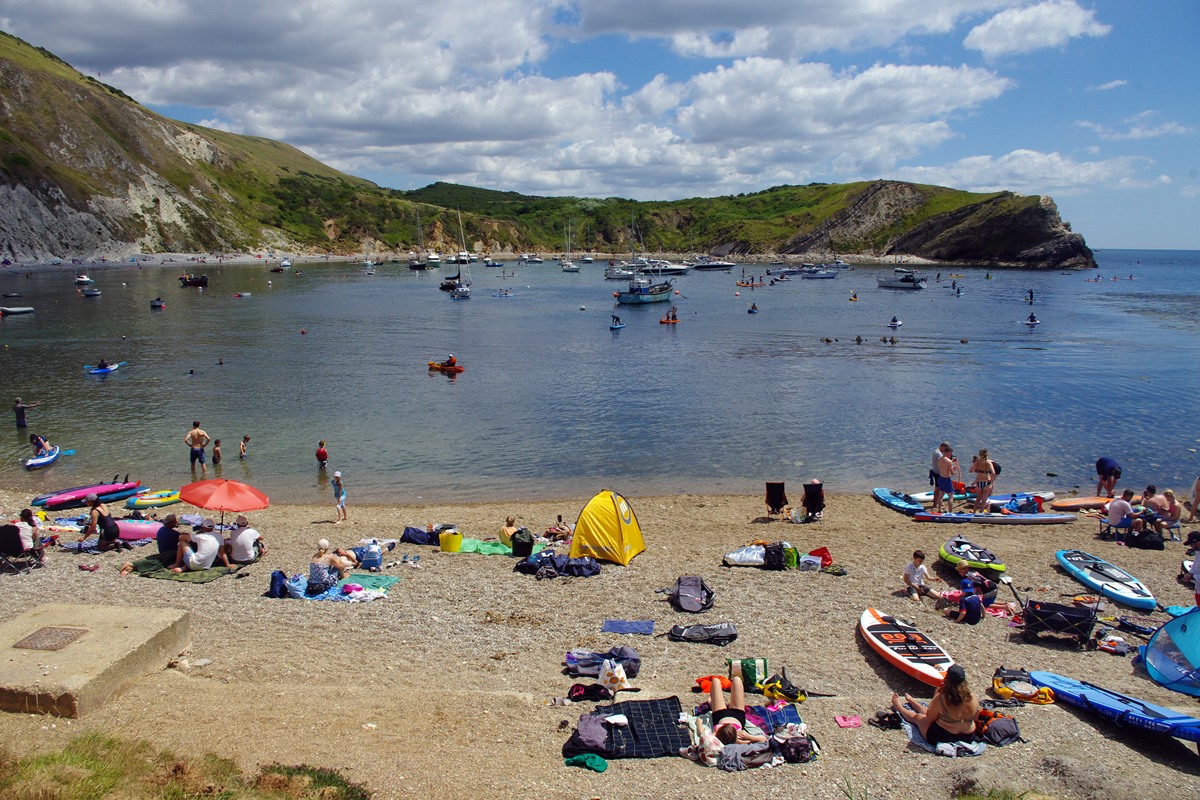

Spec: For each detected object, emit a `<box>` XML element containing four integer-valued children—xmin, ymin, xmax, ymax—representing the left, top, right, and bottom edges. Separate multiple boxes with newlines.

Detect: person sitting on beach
<box><xmin>309</xmin><ymin>538</ymin><xmax>353</xmax><ymax>593</ymax></box>
<box><xmin>903</xmin><ymin>550</ymin><xmax>940</xmax><ymax>601</ymax></box>
<box><xmin>546</xmin><ymin>514</ymin><xmax>573</xmax><ymax>540</ymax></box>
<box><xmin>1187</xmin><ymin>475</ymin><xmax>1200</xmax><ymax>523</ymax></box>
<box><xmin>891</xmin><ymin>664</ymin><xmax>979</xmax><ymax>746</ymax></box>
<box><xmin>1160</xmin><ymin>490</ymin><xmax>1182</xmax><ymax>532</ymax></box>
<box><xmin>29</xmin><ymin>433</ymin><xmax>52</xmax><ymax>457</ymax></box>
<box><xmin>709</xmin><ymin>675</ymin><xmax>767</xmax><ymax>745</ymax></box>
<box><xmin>498</xmin><ymin>515</ymin><xmax>520</xmax><ymax>547</ymax></box>
<box><xmin>1096</xmin><ymin>457</ymin><xmax>1122</xmax><ymax>498</ymax></box>
<box><xmin>80</xmin><ymin>493</ymin><xmax>128</xmax><ymax>552</ymax></box>
<box><xmin>154</xmin><ymin>514</ymin><xmax>182</xmax><ymax>557</ymax></box>
<box><xmin>225</xmin><ymin>515</ymin><xmax>267</xmax><ymax>564</ymax></box>
<box><xmin>16</xmin><ymin>508</ymin><xmax>45</xmax><ymax>561</ymax></box>
<box><xmin>170</xmin><ymin>518</ymin><xmax>232</xmax><ymax>573</ymax></box>
<box><xmin>1106</xmin><ymin>488</ymin><xmax>1145</xmax><ymax>536</ymax></box>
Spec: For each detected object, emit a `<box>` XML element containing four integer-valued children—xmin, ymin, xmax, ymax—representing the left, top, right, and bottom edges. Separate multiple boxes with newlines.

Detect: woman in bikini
<box><xmin>970</xmin><ymin>449</ymin><xmax>996</xmax><ymax>513</ymax></box>
<box><xmin>891</xmin><ymin>664</ymin><xmax>978</xmax><ymax>746</ymax></box>
<box><xmin>710</xmin><ymin>675</ymin><xmax>768</xmax><ymax>745</ymax></box>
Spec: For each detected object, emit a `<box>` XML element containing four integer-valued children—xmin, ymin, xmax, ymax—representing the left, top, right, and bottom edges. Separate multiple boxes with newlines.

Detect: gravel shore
<box><xmin>1</xmin><ymin>487</ymin><xmax>1197</xmax><ymax>799</ymax></box>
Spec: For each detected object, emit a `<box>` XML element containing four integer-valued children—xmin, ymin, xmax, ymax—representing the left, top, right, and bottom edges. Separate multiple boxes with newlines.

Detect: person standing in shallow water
<box><xmin>13</xmin><ymin>397</ymin><xmax>38</xmax><ymax>428</ymax></box>
<box><xmin>315</xmin><ymin>440</ymin><xmax>328</xmax><ymax>469</ymax></box>
<box><xmin>185</xmin><ymin>421</ymin><xmax>211</xmax><ymax>477</ymax></box>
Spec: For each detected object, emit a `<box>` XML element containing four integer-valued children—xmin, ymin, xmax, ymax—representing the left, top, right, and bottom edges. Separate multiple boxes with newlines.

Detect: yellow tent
<box><xmin>569</xmin><ymin>489</ymin><xmax>645</xmax><ymax>566</ymax></box>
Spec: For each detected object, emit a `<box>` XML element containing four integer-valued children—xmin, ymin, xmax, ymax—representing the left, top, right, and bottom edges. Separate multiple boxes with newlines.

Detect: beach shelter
<box><xmin>1143</xmin><ymin>608</ymin><xmax>1200</xmax><ymax>697</ymax></box>
<box><xmin>569</xmin><ymin>489</ymin><xmax>645</xmax><ymax>566</ymax></box>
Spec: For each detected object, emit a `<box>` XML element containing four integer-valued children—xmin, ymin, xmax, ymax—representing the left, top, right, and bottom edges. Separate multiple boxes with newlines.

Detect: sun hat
<box><xmin>201</xmin><ymin>518</ymin><xmax>216</xmax><ymax>530</ymax></box>
<box><xmin>235</xmin><ymin>515</ymin><xmax>249</xmax><ymax>527</ymax></box>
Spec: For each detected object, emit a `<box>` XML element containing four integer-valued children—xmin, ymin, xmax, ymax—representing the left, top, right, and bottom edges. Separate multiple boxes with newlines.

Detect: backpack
<box><xmin>991</xmin><ymin>461</ymin><xmax>1002</xmax><ymax>476</ymax></box>
<box><xmin>758</xmin><ymin>667</ymin><xmax>805</xmax><ymax>702</ymax></box>
<box><xmin>266</xmin><ymin>569</ymin><xmax>289</xmax><ymax>599</ymax></box>
<box><xmin>1128</xmin><ymin>530</ymin><xmax>1165</xmax><ymax>551</ymax></box>
<box><xmin>1004</xmin><ymin>494</ymin><xmax>1042</xmax><ymax>514</ymax></box>
<box><xmin>660</xmin><ymin>575</ymin><xmax>715</xmax><ymax>613</ymax></box>
<box><xmin>763</xmin><ymin>542</ymin><xmax>786</xmax><ymax>571</ymax></box>
<box><xmin>666</xmin><ymin>622</ymin><xmax>738</xmax><ymax>646</ymax></box>
<box><xmin>975</xmin><ymin>708</ymin><xmax>1023</xmax><ymax>746</ymax></box>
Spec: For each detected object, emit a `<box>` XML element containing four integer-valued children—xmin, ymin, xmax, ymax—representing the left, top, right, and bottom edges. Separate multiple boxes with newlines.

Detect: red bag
<box><xmin>807</xmin><ymin>546</ymin><xmax>833</xmax><ymax>568</ymax></box>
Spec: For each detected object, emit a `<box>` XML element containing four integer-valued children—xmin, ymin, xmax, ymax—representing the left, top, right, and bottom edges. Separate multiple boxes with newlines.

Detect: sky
<box><xmin>3</xmin><ymin>1</ymin><xmax>1197</xmax><ymax>249</ymax></box>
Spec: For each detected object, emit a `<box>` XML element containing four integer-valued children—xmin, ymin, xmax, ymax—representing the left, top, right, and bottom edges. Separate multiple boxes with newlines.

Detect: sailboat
<box><xmin>450</xmin><ymin>210</ymin><xmax>472</xmax><ymax>298</ymax></box>
<box><xmin>409</xmin><ymin>211</ymin><xmax>428</xmax><ymax>270</ymax></box>
<box><xmin>560</xmin><ymin>220</ymin><xmax>580</xmax><ymax>272</ymax></box>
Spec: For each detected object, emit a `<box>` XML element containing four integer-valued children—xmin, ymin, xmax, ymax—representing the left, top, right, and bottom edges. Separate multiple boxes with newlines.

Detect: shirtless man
<box><xmin>936</xmin><ymin>447</ymin><xmax>960</xmax><ymax>514</ymax></box>
<box><xmin>930</xmin><ymin>442</ymin><xmax>951</xmax><ymax>512</ymax></box>
<box><xmin>184</xmin><ymin>421</ymin><xmax>211</xmax><ymax>477</ymax></box>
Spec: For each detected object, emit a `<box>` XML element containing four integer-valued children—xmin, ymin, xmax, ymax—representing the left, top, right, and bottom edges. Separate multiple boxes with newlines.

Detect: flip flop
<box><xmin>835</xmin><ymin>715</ymin><xmax>862</xmax><ymax>728</ymax></box>
<box><xmin>78</xmin><ymin>564</ymin><xmax>100</xmax><ymax>572</ymax></box>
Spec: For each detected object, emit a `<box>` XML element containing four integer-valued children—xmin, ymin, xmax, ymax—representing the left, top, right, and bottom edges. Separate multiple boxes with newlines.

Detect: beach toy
<box><xmin>439</xmin><ymin>530</ymin><xmax>463</xmax><ymax>553</ymax></box>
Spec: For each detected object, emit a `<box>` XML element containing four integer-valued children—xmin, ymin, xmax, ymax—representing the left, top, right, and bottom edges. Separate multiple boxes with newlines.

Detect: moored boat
<box><xmin>179</xmin><ymin>273</ymin><xmax>209</xmax><ymax>287</ymax></box>
<box><xmin>877</xmin><ymin>268</ymin><xmax>926</xmax><ymax>290</ymax></box>
<box><xmin>616</xmin><ymin>274</ymin><xmax>674</xmax><ymax>304</ymax></box>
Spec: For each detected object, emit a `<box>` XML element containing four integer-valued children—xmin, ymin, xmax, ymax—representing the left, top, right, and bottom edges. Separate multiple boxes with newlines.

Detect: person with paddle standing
<box><xmin>185</xmin><ymin>421</ymin><xmax>211</xmax><ymax>477</ymax></box>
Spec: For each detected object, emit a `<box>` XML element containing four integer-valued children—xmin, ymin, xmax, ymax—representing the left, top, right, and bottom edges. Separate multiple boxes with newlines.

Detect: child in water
<box><xmin>212</xmin><ymin>439</ymin><xmax>222</xmax><ymax>465</ymax></box>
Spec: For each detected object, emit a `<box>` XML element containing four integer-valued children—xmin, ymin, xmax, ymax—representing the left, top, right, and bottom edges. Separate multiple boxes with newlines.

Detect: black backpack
<box><xmin>660</xmin><ymin>575</ymin><xmax>715</xmax><ymax>613</ymax></box>
<box><xmin>666</xmin><ymin>622</ymin><xmax>738</xmax><ymax>646</ymax></box>
<box><xmin>975</xmin><ymin>709</ymin><xmax>1023</xmax><ymax>746</ymax></box>
<box><xmin>763</xmin><ymin>542</ymin><xmax>786</xmax><ymax>571</ymax></box>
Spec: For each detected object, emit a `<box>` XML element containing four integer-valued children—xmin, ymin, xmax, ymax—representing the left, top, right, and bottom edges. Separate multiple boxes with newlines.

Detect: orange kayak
<box><xmin>427</xmin><ymin>361</ymin><xmax>464</xmax><ymax>373</ymax></box>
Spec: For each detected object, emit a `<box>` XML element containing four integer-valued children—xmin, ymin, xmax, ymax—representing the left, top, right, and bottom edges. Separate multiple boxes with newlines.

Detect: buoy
<box><xmin>613</xmin><ymin>292</ymin><xmax>619</xmax><ymax>298</ymax></box>
<box><xmin>734</xmin><ymin>291</ymin><xmax>740</xmax><ymax>296</ymax></box>
<box><xmin>580</xmin><ymin>306</ymin><xmax>586</xmax><ymax>311</ymax></box>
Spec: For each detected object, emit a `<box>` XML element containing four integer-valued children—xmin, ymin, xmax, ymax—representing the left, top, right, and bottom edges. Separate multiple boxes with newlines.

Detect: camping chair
<box><xmin>0</xmin><ymin>524</ymin><xmax>44</xmax><ymax>573</ymax></box>
<box><xmin>801</xmin><ymin>480</ymin><xmax>825</xmax><ymax>523</ymax></box>
<box><xmin>765</xmin><ymin>482</ymin><xmax>788</xmax><ymax>520</ymax></box>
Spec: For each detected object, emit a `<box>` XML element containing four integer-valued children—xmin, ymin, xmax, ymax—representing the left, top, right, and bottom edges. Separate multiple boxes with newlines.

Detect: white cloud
<box><xmin>1077</xmin><ymin>112</ymin><xmax>1191</xmax><ymax>141</ymax></box>
<box><xmin>893</xmin><ymin>149</ymin><xmax>1145</xmax><ymax>194</ymax></box>
<box><xmin>964</xmin><ymin>0</ymin><xmax>1110</xmax><ymax>58</ymax></box>
<box><xmin>1089</xmin><ymin>79</ymin><xmax>1126</xmax><ymax>91</ymax></box>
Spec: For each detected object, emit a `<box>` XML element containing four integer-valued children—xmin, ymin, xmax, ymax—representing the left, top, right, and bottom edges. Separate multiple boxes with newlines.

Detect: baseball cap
<box><xmin>85</xmin><ymin>493</ymin><xmax>98</xmax><ymax>503</ymax></box>
<box><xmin>961</xmin><ymin>578</ymin><xmax>977</xmax><ymax>593</ymax></box>
<box><xmin>333</xmin><ymin>470</ymin><xmax>341</xmax><ymax>478</ymax></box>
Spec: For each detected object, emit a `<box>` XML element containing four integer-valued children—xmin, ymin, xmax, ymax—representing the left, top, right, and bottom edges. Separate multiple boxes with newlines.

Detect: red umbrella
<box><xmin>179</xmin><ymin>479</ymin><xmax>269</xmax><ymax>526</ymax></box>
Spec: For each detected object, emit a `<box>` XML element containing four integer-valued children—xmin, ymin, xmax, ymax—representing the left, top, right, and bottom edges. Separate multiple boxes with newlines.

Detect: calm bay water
<box><xmin>2</xmin><ymin>249</ymin><xmax>1197</xmax><ymax>504</ymax></box>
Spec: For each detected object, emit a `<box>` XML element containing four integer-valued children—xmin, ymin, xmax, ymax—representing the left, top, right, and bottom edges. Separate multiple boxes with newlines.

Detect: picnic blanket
<box><xmin>562</xmin><ymin>696</ymin><xmax>690</xmax><ymax>759</ymax></box>
<box><xmin>456</xmin><ymin>537</ymin><xmax>547</xmax><ymax>556</ymax></box>
<box><xmin>128</xmin><ymin>552</ymin><xmax>250</xmax><ymax>583</ymax></box>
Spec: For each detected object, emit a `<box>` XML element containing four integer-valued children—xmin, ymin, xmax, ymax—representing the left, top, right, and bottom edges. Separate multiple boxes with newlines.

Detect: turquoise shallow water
<box><xmin>1</xmin><ymin>249</ymin><xmax>1197</xmax><ymax>504</ymax></box>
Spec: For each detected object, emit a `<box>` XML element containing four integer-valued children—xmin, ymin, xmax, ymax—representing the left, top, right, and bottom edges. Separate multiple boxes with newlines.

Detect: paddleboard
<box><xmin>43</xmin><ymin>480</ymin><xmax>142</xmax><ymax>510</ymax></box>
<box><xmin>908</xmin><ymin>489</ymin><xmax>973</xmax><ymax>504</ymax></box>
<box><xmin>1056</xmin><ymin>549</ymin><xmax>1156</xmax><ymax>611</ymax></box>
<box><xmin>1050</xmin><ymin>495</ymin><xmax>1141</xmax><ymax>512</ymax></box>
<box><xmin>427</xmin><ymin>361</ymin><xmax>464</xmax><ymax>373</ymax></box>
<box><xmin>872</xmin><ymin>488</ymin><xmax>925</xmax><ymax>516</ymax></box>
<box><xmin>987</xmin><ymin>491</ymin><xmax>1056</xmax><ymax>509</ymax></box>
<box><xmin>610</xmin><ymin>323</ymin><xmax>626</xmax><ymax>329</ymax></box>
<box><xmin>1024</xmin><ymin>320</ymin><xmax>1040</xmax><ymax>327</ymax></box>
<box><xmin>938</xmin><ymin>535</ymin><xmax>1006</xmax><ymax>573</ymax></box>
<box><xmin>914</xmin><ymin>511</ymin><xmax>1076</xmax><ymax>525</ymax></box>
<box><xmin>887</xmin><ymin>321</ymin><xmax>902</xmax><ymax>328</ymax></box>
<box><xmin>859</xmin><ymin>608</ymin><xmax>954</xmax><ymax>687</ymax></box>
<box><xmin>1029</xmin><ymin>671</ymin><xmax>1200</xmax><ymax>743</ymax></box>
<box><xmin>747</xmin><ymin>308</ymin><xmax>759</xmax><ymax>314</ymax></box>
<box><xmin>32</xmin><ymin>483</ymin><xmax>99</xmax><ymax>507</ymax></box>
<box><xmin>125</xmin><ymin>490</ymin><xmax>181</xmax><ymax>509</ymax></box>
<box><xmin>87</xmin><ymin>361</ymin><xmax>127</xmax><ymax>375</ymax></box>
<box><xmin>24</xmin><ymin>446</ymin><xmax>60</xmax><ymax>470</ymax></box>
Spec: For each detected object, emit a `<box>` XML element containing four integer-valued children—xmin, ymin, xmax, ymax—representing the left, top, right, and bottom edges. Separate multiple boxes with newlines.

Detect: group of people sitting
<box><xmin>1105</xmin><ymin>484</ymin><xmax>1183</xmax><ymax>546</ymax></box>
<box><xmin>902</xmin><ymin>552</ymin><xmax>998</xmax><ymax>625</ymax></box>
<box><xmin>115</xmin><ymin>512</ymin><xmax>267</xmax><ymax>575</ymax></box>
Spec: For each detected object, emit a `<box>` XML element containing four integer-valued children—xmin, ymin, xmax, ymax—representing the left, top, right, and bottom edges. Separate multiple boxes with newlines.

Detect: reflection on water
<box><xmin>1</xmin><ymin>250</ymin><xmax>1197</xmax><ymax>503</ymax></box>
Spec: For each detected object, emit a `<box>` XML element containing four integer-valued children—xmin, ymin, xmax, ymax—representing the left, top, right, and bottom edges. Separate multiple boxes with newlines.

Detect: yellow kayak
<box><xmin>125</xmin><ymin>490</ymin><xmax>181</xmax><ymax>509</ymax></box>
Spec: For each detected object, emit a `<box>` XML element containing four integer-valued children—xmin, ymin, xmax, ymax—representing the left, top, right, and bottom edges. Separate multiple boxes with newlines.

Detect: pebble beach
<box><xmin>2</xmin><ymin>487</ymin><xmax>1198</xmax><ymax>799</ymax></box>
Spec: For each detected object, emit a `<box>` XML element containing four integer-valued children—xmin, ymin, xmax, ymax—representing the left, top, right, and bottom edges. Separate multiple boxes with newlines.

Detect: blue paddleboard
<box><xmin>1030</xmin><ymin>671</ymin><xmax>1200</xmax><ymax>743</ymax></box>
<box><xmin>872</xmin><ymin>488</ymin><xmax>924</xmax><ymax>516</ymax></box>
<box><xmin>1056</xmin><ymin>549</ymin><xmax>1156</xmax><ymax>611</ymax></box>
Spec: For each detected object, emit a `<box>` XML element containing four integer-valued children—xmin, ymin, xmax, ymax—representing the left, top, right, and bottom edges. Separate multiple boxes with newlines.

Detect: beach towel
<box><xmin>746</xmin><ymin>703</ymin><xmax>803</xmax><ymax>733</ymax></box>
<box><xmin>303</xmin><ymin>572</ymin><xmax>400</xmax><ymax>601</ymax></box>
<box><xmin>562</xmin><ymin>696</ymin><xmax>690</xmax><ymax>759</ymax></box>
<box><xmin>456</xmin><ymin>537</ymin><xmax>547</xmax><ymax>556</ymax></box>
<box><xmin>900</xmin><ymin>717</ymin><xmax>986</xmax><ymax>758</ymax></box>
<box><xmin>61</xmin><ymin>537</ymin><xmax>153</xmax><ymax>555</ymax></box>
<box><xmin>129</xmin><ymin>552</ymin><xmax>249</xmax><ymax>583</ymax></box>
<box><xmin>601</xmin><ymin>620</ymin><xmax>656</xmax><ymax>635</ymax></box>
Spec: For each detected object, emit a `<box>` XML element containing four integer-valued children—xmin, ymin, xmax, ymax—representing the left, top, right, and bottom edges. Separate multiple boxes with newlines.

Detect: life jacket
<box><xmin>991</xmin><ymin>666</ymin><xmax>1054</xmax><ymax>704</ymax></box>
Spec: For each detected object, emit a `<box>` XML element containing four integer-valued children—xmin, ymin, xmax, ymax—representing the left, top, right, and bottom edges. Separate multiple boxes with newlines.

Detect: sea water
<box><xmin>1</xmin><ymin>249</ymin><xmax>1196</xmax><ymax>503</ymax></box>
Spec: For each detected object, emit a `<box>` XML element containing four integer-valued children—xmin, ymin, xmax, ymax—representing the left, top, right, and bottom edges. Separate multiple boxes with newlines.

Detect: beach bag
<box><xmin>784</xmin><ymin>547</ymin><xmax>799</xmax><ymax>569</ymax></box>
<box><xmin>759</xmin><ymin>668</ymin><xmax>805</xmax><ymax>702</ymax></box>
<box><xmin>565</xmin><ymin>646</ymin><xmax>641</xmax><ymax>679</ymax></box>
<box><xmin>598</xmin><ymin>658</ymin><xmax>634</xmax><ymax>692</ymax></box>
<box><xmin>511</xmin><ymin>527</ymin><xmax>534</xmax><ymax>558</ymax></box>
<box><xmin>723</xmin><ymin>544</ymin><xmax>766</xmax><ymax>567</ymax></box>
<box><xmin>975</xmin><ymin>709</ymin><xmax>1023</xmax><ymax>746</ymax></box>
<box><xmin>992</xmin><ymin>461</ymin><xmax>1002</xmax><ymax>476</ymax></box>
<box><xmin>1128</xmin><ymin>531</ymin><xmax>1165</xmax><ymax>551</ymax></box>
<box><xmin>660</xmin><ymin>575</ymin><xmax>715</xmax><ymax>613</ymax></box>
<box><xmin>563</xmin><ymin>556</ymin><xmax>601</xmax><ymax>577</ymax></box>
<box><xmin>808</xmin><ymin>546</ymin><xmax>833</xmax><ymax>568</ymax></box>
<box><xmin>266</xmin><ymin>569</ymin><xmax>289</xmax><ymax>599</ymax></box>
<box><xmin>400</xmin><ymin>526</ymin><xmax>439</xmax><ymax>546</ymax></box>
<box><xmin>776</xmin><ymin>731</ymin><xmax>820</xmax><ymax>763</ymax></box>
<box><xmin>667</xmin><ymin>622</ymin><xmax>738</xmax><ymax>646</ymax></box>
<box><xmin>763</xmin><ymin>542</ymin><xmax>786</xmax><ymax>571</ymax></box>
<box><xmin>727</xmin><ymin>658</ymin><xmax>768</xmax><ymax>688</ymax></box>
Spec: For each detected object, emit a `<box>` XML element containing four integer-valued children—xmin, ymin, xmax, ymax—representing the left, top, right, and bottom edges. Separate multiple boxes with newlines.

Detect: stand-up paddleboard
<box><xmin>610</xmin><ymin>322</ymin><xmax>625</xmax><ymax>330</ymax></box>
<box><xmin>939</xmin><ymin>535</ymin><xmax>1006</xmax><ymax>573</ymax></box>
<box><xmin>125</xmin><ymin>490</ymin><xmax>181</xmax><ymax>509</ymax></box>
<box><xmin>1029</xmin><ymin>671</ymin><xmax>1200</xmax><ymax>743</ymax></box>
<box><xmin>1056</xmin><ymin>549</ymin><xmax>1156</xmax><ymax>611</ymax></box>
<box><xmin>859</xmin><ymin>608</ymin><xmax>954</xmax><ymax>687</ymax></box>
<box><xmin>914</xmin><ymin>510</ymin><xmax>1076</xmax><ymax>525</ymax></box>
<box><xmin>887</xmin><ymin>320</ymin><xmax>902</xmax><ymax>328</ymax></box>
<box><xmin>872</xmin><ymin>488</ymin><xmax>925</xmax><ymax>516</ymax></box>
<box><xmin>907</xmin><ymin>489</ymin><xmax>973</xmax><ymax>504</ymax></box>
<box><xmin>1051</xmin><ymin>495</ymin><xmax>1140</xmax><ymax>512</ymax></box>
<box><xmin>987</xmin><ymin>491</ymin><xmax>1055</xmax><ymax>508</ymax></box>
<box><xmin>24</xmin><ymin>446</ymin><xmax>60</xmax><ymax>470</ymax></box>
<box><xmin>43</xmin><ymin>480</ymin><xmax>142</xmax><ymax>510</ymax></box>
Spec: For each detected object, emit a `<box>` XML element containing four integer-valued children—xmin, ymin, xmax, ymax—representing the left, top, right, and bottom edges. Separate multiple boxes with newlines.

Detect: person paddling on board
<box><xmin>29</xmin><ymin>432</ymin><xmax>52</xmax><ymax>456</ymax></box>
<box><xmin>611</xmin><ymin>314</ymin><xmax>621</xmax><ymax>326</ymax></box>
<box><xmin>96</xmin><ymin>358</ymin><xmax>109</xmax><ymax>370</ymax></box>
<box><xmin>441</xmin><ymin>354</ymin><xmax>456</xmax><ymax>368</ymax></box>
<box><xmin>750</xmin><ymin>303</ymin><xmax>758</xmax><ymax>311</ymax></box>
<box><xmin>891</xmin><ymin>316</ymin><xmax>898</xmax><ymax>325</ymax></box>
<box><xmin>1027</xmin><ymin>313</ymin><xmax>1038</xmax><ymax>323</ymax></box>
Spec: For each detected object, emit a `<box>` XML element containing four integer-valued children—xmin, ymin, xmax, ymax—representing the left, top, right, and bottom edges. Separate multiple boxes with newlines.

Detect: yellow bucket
<box><xmin>439</xmin><ymin>531</ymin><xmax>463</xmax><ymax>553</ymax></box>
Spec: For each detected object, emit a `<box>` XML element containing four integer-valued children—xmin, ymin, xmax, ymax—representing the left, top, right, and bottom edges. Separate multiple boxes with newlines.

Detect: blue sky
<box><xmin>2</xmin><ymin>1</ymin><xmax>1196</xmax><ymax>249</ymax></box>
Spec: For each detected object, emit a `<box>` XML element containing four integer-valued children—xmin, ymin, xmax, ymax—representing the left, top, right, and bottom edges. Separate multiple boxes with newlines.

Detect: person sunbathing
<box><xmin>309</xmin><ymin>538</ymin><xmax>354</xmax><ymax>593</ymax></box>
<box><xmin>710</xmin><ymin>675</ymin><xmax>767</xmax><ymax>745</ymax></box>
<box><xmin>891</xmin><ymin>664</ymin><xmax>979</xmax><ymax>746</ymax></box>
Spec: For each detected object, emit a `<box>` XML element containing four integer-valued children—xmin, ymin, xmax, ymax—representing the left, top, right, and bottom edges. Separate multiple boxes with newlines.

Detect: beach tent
<box><xmin>1143</xmin><ymin>608</ymin><xmax>1200</xmax><ymax>697</ymax></box>
<box><xmin>569</xmin><ymin>490</ymin><xmax>645</xmax><ymax>566</ymax></box>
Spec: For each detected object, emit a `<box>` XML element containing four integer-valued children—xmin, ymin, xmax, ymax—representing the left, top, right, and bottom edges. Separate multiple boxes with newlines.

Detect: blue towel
<box><xmin>601</xmin><ymin>619</ymin><xmax>655</xmax><ymax>635</ymax></box>
<box><xmin>900</xmin><ymin>716</ymin><xmax>986</xmax><ymax>757</ymax></box>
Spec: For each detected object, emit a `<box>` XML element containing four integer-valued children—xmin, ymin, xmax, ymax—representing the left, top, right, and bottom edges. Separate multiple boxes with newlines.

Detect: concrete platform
<box><xmin>0</xmin><ymin>604</ymin><xmax>190</xmax><ymax>717</ymax></box>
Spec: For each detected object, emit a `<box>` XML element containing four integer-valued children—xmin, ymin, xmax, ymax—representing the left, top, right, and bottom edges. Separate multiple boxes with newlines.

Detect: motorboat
<box><xmin>560</xmin><ymin>259</ymin><xmax>580</xmax><ymax>272</ymax></box>
<box><xmin>179</xmin><ymin>273</ymin><xmax>209</xmax><ymax>287</ymax></box>
<box><xmin>616</xmin><ymin>274</ymin><xmax>674</xmax><ymax>304</ymax></box>
<box><xmin>800</xmin><ymin>266</ymin><xmax>838</xmax><ymax>279</ymax></box>
<box><xmin>518</xmin><ymin>253</ymin><xmax>544</xmax><ymax>263</ymax></box>
<box><xmin>637</xmin><ymin>258</ymin><xmax>689</xmax><ymax>275</ymax></box>
<box><xmin>74</xmin><ymin>274</ymin><xmax>93</xmax><ymax>285</ymax></box>
<box><xmin>877</xmin><ymin>267</ymin><xmax>927</xmax><ymax>290</ymax></box>
<box><xmin>686</xmin><ymin>256</ymin><xmax>737</xmax><ymax>270</ymax></box>
<box><xmin>0</xmin><ymin>306</ymin><xmax>34</xmax><ymax>315</ymax></box>
<box><xmin>81</xmin><ymin>287</ymin><xmax>102</xmax><ymax>297</ymax></box>
<box><xmin>604</xmin><ymin>263</ymin><xmax>636</xmax><ymax>280</ymax></box>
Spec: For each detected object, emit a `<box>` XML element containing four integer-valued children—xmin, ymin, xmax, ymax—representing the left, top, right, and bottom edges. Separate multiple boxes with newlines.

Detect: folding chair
<box><xmin>765</xmin><ymin>482</ymin><xmax>788</xmax><ymax>520</ymax></box>
<box><xmin>1098</xmin><ymin>516</ymin><xmax>1134</xmax><ymax>543</ymax></box>
<box><xmin>0</xmin><ymin>524</ymin><xmax>44</xmax><ymax>573</ymax></box>
<box><xmin>801</xmin><ymin>480</ymin><xmax>826</xmax><ymax>522</ymax></box>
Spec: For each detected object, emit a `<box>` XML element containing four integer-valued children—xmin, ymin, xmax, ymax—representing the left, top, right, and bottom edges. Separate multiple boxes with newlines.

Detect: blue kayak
<box><xmin>872</xmin><ymin>488</ymin><xmax>925</xmax><ymax>516</ymax></box>
<box><xmin>1030</xmin><ymin>670</ymin><xmax>1200</xmax><ymax>743</ymax></box>
<box><xmin>86</xmin><ymin>360</ymin><xmax>127</xmax><ymax>375</ymax></box>
<box><xmin>1056</xmin><ymin>549</ymin><xmax>1156</xmax><ymax>611</ymax></box>
<box><xmin>24</xmin><ymin>446</ymin><xmax>60</xmax><ymax>470</ymax></box>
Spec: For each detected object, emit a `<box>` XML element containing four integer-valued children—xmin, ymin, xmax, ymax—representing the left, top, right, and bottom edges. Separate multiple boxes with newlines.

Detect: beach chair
<box><xmin>801</xmin><ymin>480</ymin><xmax>825</xmax><ymax>523</ymax></box>
<box><xmin>0</xmin><ymin>524</ymin><xmax>44</xmax><ymax>573</ymax></box>
<box><xmin>765</xmin><ymin>482</ymin><xmax>788</xmax><ymax>520</ymax></box>
<box><xmin>1099</xmin><ymin>516</ymin><xmax>1134</xmax><ymax>543</ymax></box>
